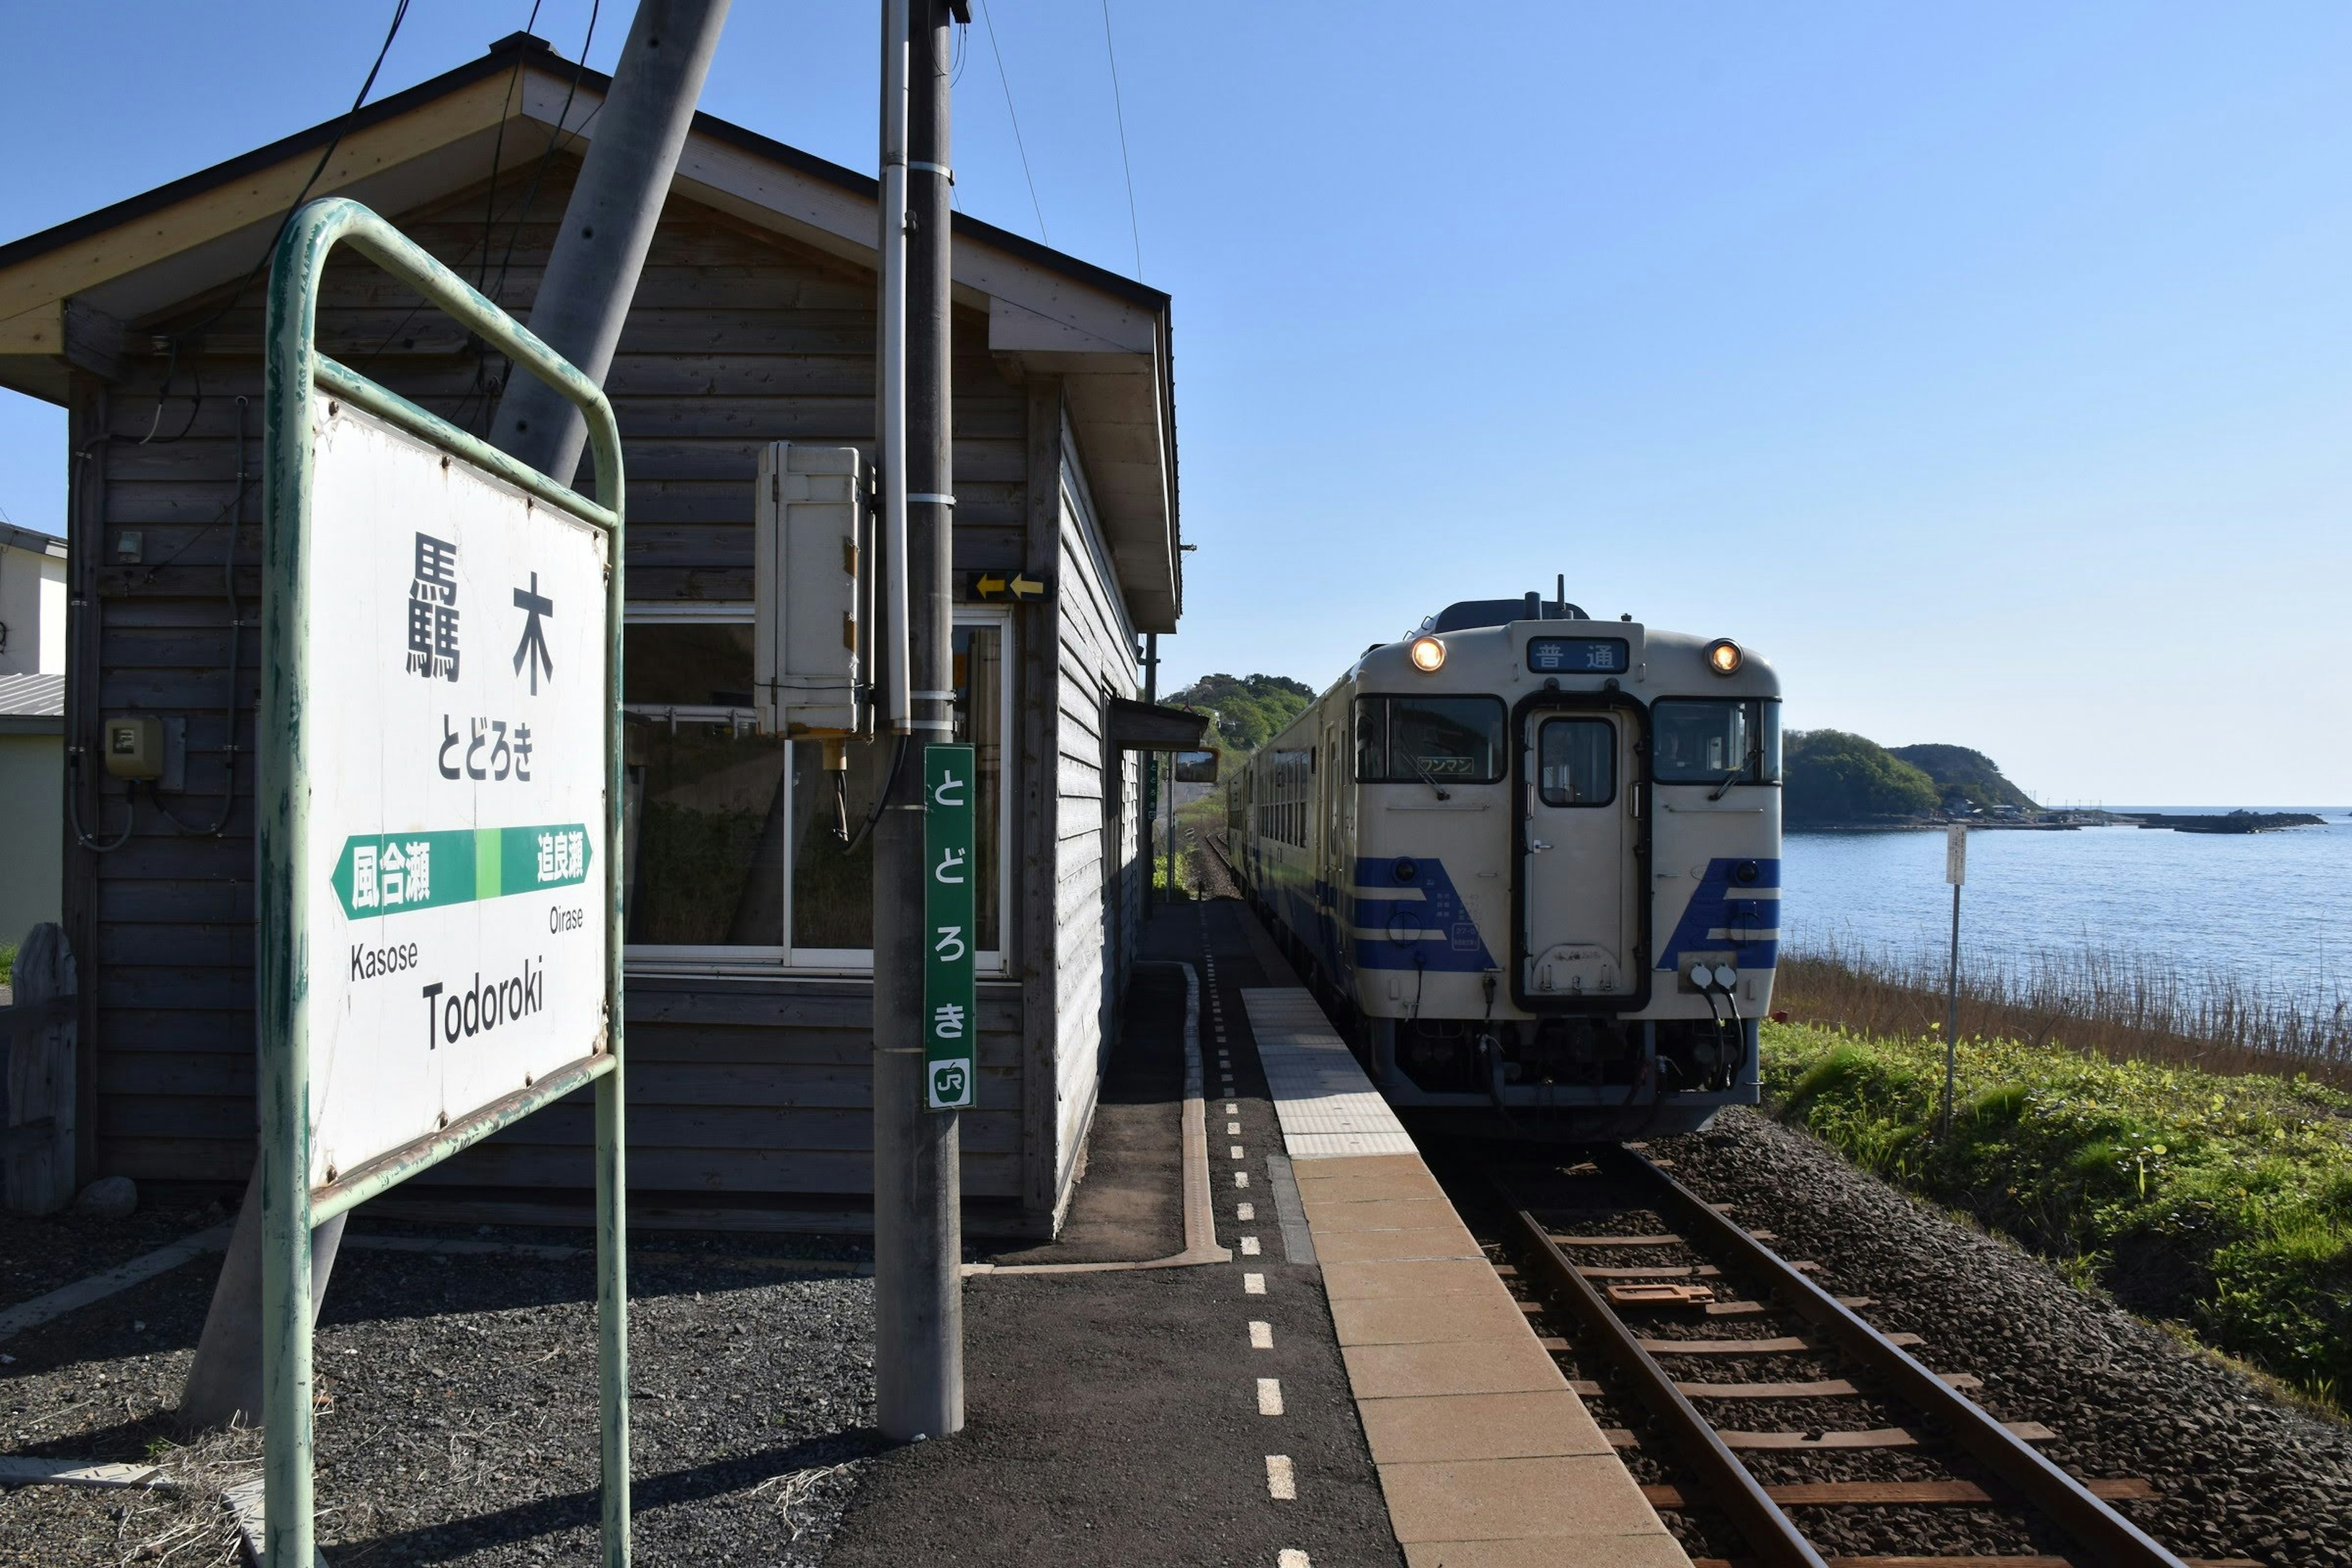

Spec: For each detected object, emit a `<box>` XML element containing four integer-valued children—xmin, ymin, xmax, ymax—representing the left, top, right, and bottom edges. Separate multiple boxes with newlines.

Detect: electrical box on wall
<box><xmin>102</xmin><ymin>715</ymin><xmax>164</xmax><ymax>780</ymax></box>
<box><xmin>755</xmin><ymin>442</ymin><xmax>872</xmax><ymax>736</ymax></box>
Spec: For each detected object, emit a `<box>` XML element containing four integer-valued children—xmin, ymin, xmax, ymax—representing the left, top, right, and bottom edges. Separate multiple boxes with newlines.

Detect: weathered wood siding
<box><xmin>1044</xmin><ymin>415</ymin><xmax>1142</xmax><ymax>1196</ymax></box>
<box><xmin>67</xmin><ymin>164</ymin><xmax>1043</xmax><ymax>1208</ymax></box>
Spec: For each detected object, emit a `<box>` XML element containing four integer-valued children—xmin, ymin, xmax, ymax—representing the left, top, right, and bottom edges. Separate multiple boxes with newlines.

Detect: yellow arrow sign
<box><xmin>1009</xmin><ymin>575</ymin><xmax>1045</xmax><ymax>598</ymax></box>
<box><xmin>973</xmin><ymin>573</ymin><xmax>1007</xmax><ymax>597</ymax></box>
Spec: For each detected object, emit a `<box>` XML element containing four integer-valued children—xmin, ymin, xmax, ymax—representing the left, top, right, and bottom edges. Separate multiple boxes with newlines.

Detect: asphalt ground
<box><xmin>825</xmin><ymin>896</ymin><xmax>1404</xmax><ymax>1567</ymax></box>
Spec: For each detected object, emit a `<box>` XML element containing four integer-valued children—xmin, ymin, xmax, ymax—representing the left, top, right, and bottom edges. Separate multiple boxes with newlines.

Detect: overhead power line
<box><xmin>978</xmin><ymin>0</ymin><xmax>1047</xmax><ymax>243</ymax></box>
<box><xmin>1099</xmin><ymin>0</ymin><xmax>1142</xmax><ymax>279</ymax></box>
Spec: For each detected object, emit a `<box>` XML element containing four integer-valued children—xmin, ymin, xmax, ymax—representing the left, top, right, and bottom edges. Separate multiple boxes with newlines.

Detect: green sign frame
<box><xmin>923</xmin><ymin>745</ymin><xmax>977</xmax><ymax>1109</ymax></box>
<box><xmin>258</xmin><ymin>198</ymin><xmax>630</xmax><ymax>1566</ymax></box>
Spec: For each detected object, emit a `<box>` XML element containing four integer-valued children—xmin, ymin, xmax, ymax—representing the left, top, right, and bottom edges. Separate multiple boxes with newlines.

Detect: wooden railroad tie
<box><xmin>1604</xmin><ymin>1421</ymin><xmax>2054</xmax><ymax>1450</ymax></box>
<box><xmin>1563</xmin><ymin>1374</ymin><xmax>1981</xmax><ymax>1398</ymax></box>
<box><xmin>1643</xmin><ymin>1477</ymin><xmax>2155</xmax><ymax>1508</ymax></box>
<box><xmin>1690</xmin><ymin>1559</ymin><xmax>2255</xmax><ymax>1568</ymax></box>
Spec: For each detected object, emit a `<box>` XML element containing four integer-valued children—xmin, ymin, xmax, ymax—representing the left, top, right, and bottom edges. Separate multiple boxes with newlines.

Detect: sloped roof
<box><xmin>0</xmin><ymin>31</ymin><xmax>1182</xmax><ymax>630</ymax></box>
<box><xmin>0</xmin><ymin>672</ymin><xmax>65</xmax><ymax>718</ymax></box>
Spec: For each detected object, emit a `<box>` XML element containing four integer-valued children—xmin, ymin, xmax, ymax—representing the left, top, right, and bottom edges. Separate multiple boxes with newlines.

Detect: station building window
<box><xmin>623</xmin><ymin>606</ymin><xmax>1011</xmax><ymax>974</ymax></box>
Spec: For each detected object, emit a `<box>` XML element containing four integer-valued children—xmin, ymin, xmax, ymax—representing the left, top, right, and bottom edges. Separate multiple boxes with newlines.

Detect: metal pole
<box><xmin>489</xmin><ymin>0</ymin><xmax>733</xmax><ymax>483</ymax></box>
<box><xmin>872</xmin><ymin>0</ymin><xmax>962</xmax><ymax>1442</ymax></box>
<box><xmin>878</xmin><ymin>0</ymin><xmax>911</xmax><ymax>732</ymax></box>
<box><xmin>1941</xmin><ymin>881</ymin><xmax>1961</xmax><ymax>1136</ymax></box>
<box><xmin>1142</xmin><ymin>633</ymin><xmax>1156</xmax><ymax>907</ymax></box>
<box><xmin>1166</xmin><ymin>752</ymin><xmax>1176</xmax><ymax>901</ymax></box>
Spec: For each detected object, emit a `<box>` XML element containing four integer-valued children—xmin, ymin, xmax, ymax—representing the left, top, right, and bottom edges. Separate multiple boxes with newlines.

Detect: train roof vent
<box><xmin>1422</xmin><ymin>593</ymin><xmax>1589</xmax><ymax>634</ymax></box>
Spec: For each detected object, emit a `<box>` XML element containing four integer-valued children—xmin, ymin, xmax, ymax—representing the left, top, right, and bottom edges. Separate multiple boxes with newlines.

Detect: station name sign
<box><xmin>300</xmin><ymin>401</ymin><xmax>610</xmax><ymax>1189</ymax></box>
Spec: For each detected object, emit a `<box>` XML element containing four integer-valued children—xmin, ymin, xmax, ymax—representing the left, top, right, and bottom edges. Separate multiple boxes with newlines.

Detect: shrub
<box><xmin>1762</xmin><ymin>1020</ymin><xmax>2352</xmax><ymax>1404</ymax></box>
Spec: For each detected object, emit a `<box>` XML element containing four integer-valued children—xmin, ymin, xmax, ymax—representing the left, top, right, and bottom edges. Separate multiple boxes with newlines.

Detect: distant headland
<box><xmin>1784</xmin><ymin>730</ymin><xmax>2324</xmax><ymax>833</ymax></box>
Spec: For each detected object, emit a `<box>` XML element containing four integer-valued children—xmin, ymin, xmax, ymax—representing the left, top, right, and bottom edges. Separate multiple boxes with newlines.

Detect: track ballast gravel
<box><xmin>1656</xmin><ymin>1108</ymin><xmax>2352</xmax><ymax>1567</ymax></box>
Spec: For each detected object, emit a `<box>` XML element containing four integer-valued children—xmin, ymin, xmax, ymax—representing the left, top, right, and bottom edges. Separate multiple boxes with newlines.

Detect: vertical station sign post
<box><xmin>924</xmin><ymin>745</ymin><xmax>978</xmax><ymax>1109</ymax></box>
<box><xmin>258</xmin><ymin>198</ymin><xmax>629</xmax><ymax>1567</ymax></box>
<box><xmin>1939</xmin><ymin>824</ymin><xmax>1966</xmax><ymax>1136</ymax></box>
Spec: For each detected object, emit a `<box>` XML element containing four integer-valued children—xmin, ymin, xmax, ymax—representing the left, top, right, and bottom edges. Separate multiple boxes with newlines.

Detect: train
<box><xmin>1225</xmin><ymin>590</ymin><xmax>1781</xmax><ymax>1137</ymax></box>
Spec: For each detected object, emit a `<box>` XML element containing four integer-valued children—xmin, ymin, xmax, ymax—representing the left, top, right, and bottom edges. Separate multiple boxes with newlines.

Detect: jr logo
<box><xmin>932</xmin><ymin>1062</ymin><xmax>968</xmax><ymax>1102</ymax></box>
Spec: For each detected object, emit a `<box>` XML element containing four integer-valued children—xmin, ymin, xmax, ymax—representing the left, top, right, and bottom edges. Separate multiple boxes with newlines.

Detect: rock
<box><xmin>75</xmin><ymin>1176</ymin><xmax>138</xmax><ymax>1220</ymax></box>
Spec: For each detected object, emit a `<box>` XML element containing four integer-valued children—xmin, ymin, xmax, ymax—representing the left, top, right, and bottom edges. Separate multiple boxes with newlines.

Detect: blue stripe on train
<box><xmin>1656</xmin><ymin>857</ymin><xmax>1782</xmax><ymax>971</ymax></box>
<box><xmin>1344</xmin><ymin>856</ymin><xmax>1497</xmax><ymax>973</ymax></box>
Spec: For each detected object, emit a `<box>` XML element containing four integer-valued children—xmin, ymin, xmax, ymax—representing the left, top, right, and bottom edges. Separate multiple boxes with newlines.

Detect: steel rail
<box><xmin>1615</xmin><ymin>1144</ymin><xmax>2190</xmax><ymax>1568</ymax></box>
<box><xmin>1496</xmin><ymin>1174</ymin><xmax>1829</xmax><ymax>1568</ymax></box>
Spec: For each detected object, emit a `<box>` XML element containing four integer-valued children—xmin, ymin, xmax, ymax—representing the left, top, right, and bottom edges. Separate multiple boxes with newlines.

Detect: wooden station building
<box><xmin>0</xmin><ymin>31</ymin><xmax>1193</xmax><ymax>1235</ymax></box>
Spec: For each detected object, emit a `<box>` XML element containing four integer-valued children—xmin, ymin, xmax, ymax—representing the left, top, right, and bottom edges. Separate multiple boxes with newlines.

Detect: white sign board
<box><xmin>1945</xmin><ymin>823</ymin><xmax>1967</xmax><ymax>887</ymax></box>
<box><xmin>301</xmin><ymin>396</ymin><xmax>609</xmax><ymax>1188</ymax></box>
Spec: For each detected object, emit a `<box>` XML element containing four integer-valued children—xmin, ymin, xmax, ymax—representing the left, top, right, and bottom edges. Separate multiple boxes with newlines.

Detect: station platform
<box><xmin>825</xmin><ymin>895</ymin><xmax>1683</xmax><ymax>1567</ymax></box>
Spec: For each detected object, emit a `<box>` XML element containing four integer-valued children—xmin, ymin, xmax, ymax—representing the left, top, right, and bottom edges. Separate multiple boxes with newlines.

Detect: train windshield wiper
<box><xmin>1709</xmin><ymin>764</ymin><xmax>1744</xmax><ymax>802</ymax></box>
<box><xmin>1411</xmin><ymin>755</ymin><xmax>1453</xmax><ymax>802</ymax></box>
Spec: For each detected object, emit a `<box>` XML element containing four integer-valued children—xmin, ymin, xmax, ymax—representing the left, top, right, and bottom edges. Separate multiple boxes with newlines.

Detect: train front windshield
<box><xmin>1357</xmin><ymin>696</ymin><xmax>1506</xmax><ymax>782</ymax></box>
<box><xmin>1652</xmin><ymin>699</ymin><xmax>1782</xmax><ymax>785</ymax></box>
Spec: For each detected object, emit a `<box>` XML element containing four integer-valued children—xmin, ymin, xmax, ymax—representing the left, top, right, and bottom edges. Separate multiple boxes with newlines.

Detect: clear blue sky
<box><xmin>4</xmin><ymin>3</ymin><xmax>2347</xmax><ymax>805</ymax></box>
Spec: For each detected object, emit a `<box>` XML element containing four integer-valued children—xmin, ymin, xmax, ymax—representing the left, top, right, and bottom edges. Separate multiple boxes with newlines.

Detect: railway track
<box><xmin>1473</xmin><ymin>1145</ymin><xmax>2256</xmax><ymax>1568</ymax></box>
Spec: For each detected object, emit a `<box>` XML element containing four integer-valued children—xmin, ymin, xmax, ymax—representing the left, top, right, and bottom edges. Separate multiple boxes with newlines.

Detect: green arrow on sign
<box><xmin>922</xmin><ymin>745</ymin><xmax>978</xmax><ymax>1110</ymax></box>
<box><xmin>329</xmin><ymin>823</ymin><xmax>592</xmax><ymax>920</ymax></box>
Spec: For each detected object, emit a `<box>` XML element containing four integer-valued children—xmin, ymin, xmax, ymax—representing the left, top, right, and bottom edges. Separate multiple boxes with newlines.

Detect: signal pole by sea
<box><xmin>872</xmin><ymin>0</ymin><xmax>967</xmax><ymax>1441</ymax></box>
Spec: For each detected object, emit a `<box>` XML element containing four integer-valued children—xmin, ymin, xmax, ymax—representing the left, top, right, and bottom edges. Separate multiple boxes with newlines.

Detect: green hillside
<box><xmin>1784</xmin><ymin>729</ymin><xmax>1940</xmax><ymax>826</ymax></box>
<box><xmin>1889</xmin><ymin>743</ymin><xmax>2035</xmax><ymax>812</ymax></box>
<box><xmin>1169</xmin><ymin>672</ymin><xmax>1314</xmax><ymax>754</ymax></box>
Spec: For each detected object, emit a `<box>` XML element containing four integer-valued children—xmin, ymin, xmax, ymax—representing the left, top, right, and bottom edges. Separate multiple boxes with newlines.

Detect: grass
<box><xmin>0</xmin><ymin>943</ymin><xmax>13</xmax><ymax>990</ymax></box>
<box><xmin>1763</xmin><ymin>1019</ymin><xmax>2352</xmax><ymax>1408</ymax></box>
<box><xmin>1779</xmin><ymin>934</ymin><xmax>2352</xmax><ymax>1088</ymax></box>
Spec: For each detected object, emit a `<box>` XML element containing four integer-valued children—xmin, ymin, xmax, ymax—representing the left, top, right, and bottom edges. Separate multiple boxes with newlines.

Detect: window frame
<box><xmin>1650</xmin><ymin>696</ymin><xmax>1783</xmax><ymax>786</ymax></box>
<box><xmin>621</xmin><ymin>603</ymin><xmax>1016</xmax><ymax>976</ymax></box>
<box><xmin>785</xmin><ymin>605</ymin><xmax>1013</xmax><ymax>976</ymax></box>
<box><xmin>1534</xmin><ymin>715</ymin><xmax>1619</xmax><ymax>807</ymax></box>
<box><xmin>621</xmin><ymin>605</ymin><xmax>783</xmax><ymax>970</ymax></box>
<box><xmin>1353</xmin><ymin>693</ymin><xmax>1509</xmax><ymax>786</ymax></box>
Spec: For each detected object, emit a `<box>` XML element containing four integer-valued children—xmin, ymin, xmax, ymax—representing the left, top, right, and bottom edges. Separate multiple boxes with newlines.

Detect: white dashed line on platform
<box><xmin>1224</xmin><ymin>1102</ymin><xmax>1237</xmax><ymax>1114</ymax></box>
<box><xmin>1244</xmin><ymin>1272</ymin><xmax>1266</xmax><ymax>1295</ymax></box>
<box><xmin>1278</xmin><ymin>1552</ymin><xmax>1311</xmax><ymax>1568</ymax></box>
<box><xmin>1240</xmin><ymin>1235</ymin><xmax>1261</xmax><ymax>1256</ymax></box>
<box><xmin>1226</xmin><ymin>1121</ymin><xmax>1242</xmax><ymax>1135</ymax></box>
<box><xmin>1249</xmin><ymin>1320</ymin><xmax>1273</xmax><ymax>1349</ymax></box>
<box><xmin>1237</xmin><ymin>1202</ymin><xmax>1255</xmax><ymax>1221</ymax></box>
<box><xmin>1265</xmin><ymin>1455</ymin><xmax>1296</xmax><ymax>1500</ymax></box>
<box><xmin>1257</xmin><ymin>1378</ymin><xmax>1284</xmax><ymax>1416</ymax></box>
<box><xmin>1230</xmin><ymin>1145</ymin><xmax>1245</xmax><ymax>1159</ymax></box>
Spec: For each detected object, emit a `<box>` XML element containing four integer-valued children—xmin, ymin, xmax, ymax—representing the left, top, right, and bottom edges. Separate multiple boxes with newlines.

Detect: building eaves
<box><xmin>0</xmin><ymin>522</ymin><xmax>67</xmax><ymax>559</ymax></box>
<box><xmin>0</xmin><ymin>673</ymin><xmax>67</xmax><ymax>717</ymax></box>
<box><xmin>0</xmin><ymin>31</ymin><xmax>1171</xmax><ymax>321</ymax></box>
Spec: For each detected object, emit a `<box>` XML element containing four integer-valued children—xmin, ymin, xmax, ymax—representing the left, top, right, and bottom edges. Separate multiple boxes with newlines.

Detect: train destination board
<box><xmin>1526</xmin><ymin>636</ymin><xmax>1630</xmax><ymax>675</ymax></box>
<box><xmin>299</xmin><ymin>397</ymin><xmax>611</xmax><ymax>1189</ymax></box>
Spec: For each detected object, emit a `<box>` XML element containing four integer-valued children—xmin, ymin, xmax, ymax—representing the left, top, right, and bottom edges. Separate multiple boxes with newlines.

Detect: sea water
<box><xmin>1782</xmin><ymin>812</ymin><xmax>2352</xmax><ymax>990</ymax></box>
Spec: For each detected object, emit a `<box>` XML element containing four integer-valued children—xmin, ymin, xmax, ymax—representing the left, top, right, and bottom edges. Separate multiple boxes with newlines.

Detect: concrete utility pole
<box><xmin>489</xmin><ymin>0</ymin><xmax>733</xmax><ymax>482</ymax></box>
<box><xmin>873</xmin><ymin>0</ymin><xmax>965</xmax><ymax>1441</ymax></box>
<box><xmin>182</xmin><ymin>0</ymin><xmax>730</xmax><ymax>1431</ymax></box>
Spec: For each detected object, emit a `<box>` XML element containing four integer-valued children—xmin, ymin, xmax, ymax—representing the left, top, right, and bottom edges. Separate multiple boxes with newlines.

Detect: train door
<box><xmin>1521</xmin><ymin>710</ymin><xmax>1639</xmax><ymax>1001</ymax></box>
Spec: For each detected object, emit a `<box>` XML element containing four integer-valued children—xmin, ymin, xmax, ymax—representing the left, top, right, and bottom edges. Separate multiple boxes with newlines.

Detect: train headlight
<box><xmin>1705</xmin><ymin>638</ymin><xmax>1743</xmax><ymax>676</ymax></box>
<box><xmin>1409</xmin><ymin>636</ymin><xmax>1447</xmax><ymax>673</ymax></box>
